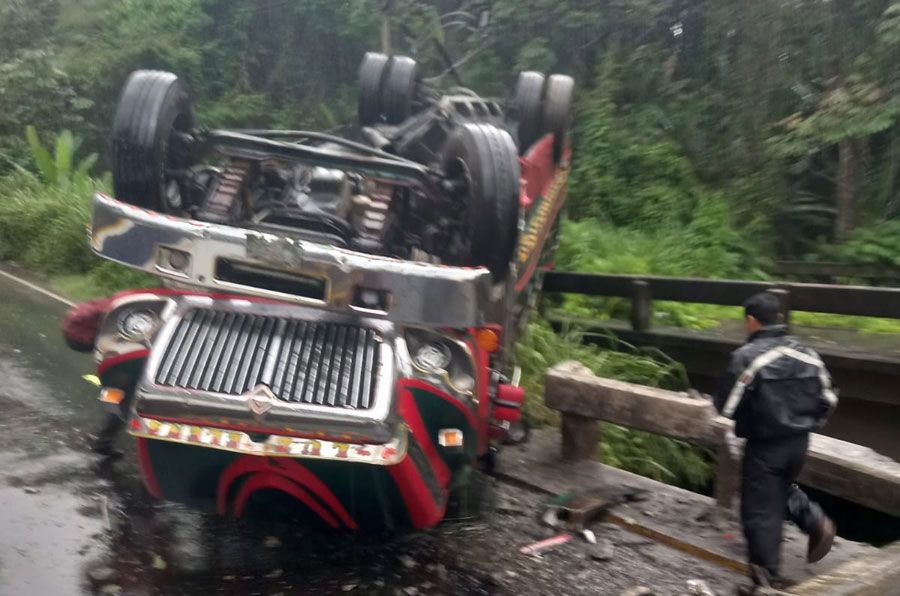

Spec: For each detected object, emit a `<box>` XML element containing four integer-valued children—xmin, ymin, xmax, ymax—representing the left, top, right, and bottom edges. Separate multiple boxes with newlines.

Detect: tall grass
<box><xmin>0</xmin><ymin>170</ymin><xmax>154</xmax><ymax>298</ymax></box>
<box><xmin>515</xmin><ymin>319</ymin><xmax>715</xmax><ymax>493</ymax></box>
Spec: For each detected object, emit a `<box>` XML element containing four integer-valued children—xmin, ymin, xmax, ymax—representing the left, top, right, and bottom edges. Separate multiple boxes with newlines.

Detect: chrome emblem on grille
<box><xmin>245</xmin><ymin>384</ymin><xmax>276</xmax><ymax>416</ymax></box>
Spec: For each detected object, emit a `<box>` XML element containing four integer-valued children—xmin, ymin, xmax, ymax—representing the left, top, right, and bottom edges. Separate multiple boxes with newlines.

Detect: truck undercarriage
<box><xmin>83</xmin><ymin>52</ymin><xmax>574</xmax><ymax>529</ymax></box>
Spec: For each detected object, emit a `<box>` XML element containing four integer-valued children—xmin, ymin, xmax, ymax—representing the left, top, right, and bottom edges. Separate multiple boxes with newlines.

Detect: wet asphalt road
<box><xmin>0</xmin><ymin>272</ymin><xmax>741</xmax><ymax>596</ymax></box>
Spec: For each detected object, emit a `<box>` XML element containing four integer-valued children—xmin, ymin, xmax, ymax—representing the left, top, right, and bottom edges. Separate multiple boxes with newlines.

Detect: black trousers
<box><xmin>741</xmin><ymin>433</ymin><xmax>823</xmax><ymax>577</ymax></box>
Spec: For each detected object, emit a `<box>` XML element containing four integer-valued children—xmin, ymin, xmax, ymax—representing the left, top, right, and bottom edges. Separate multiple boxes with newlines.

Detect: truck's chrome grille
<box><xmin>154</xmin><ymin>309</ymin><xmax>381</xmax><ymax>409</ymax></box>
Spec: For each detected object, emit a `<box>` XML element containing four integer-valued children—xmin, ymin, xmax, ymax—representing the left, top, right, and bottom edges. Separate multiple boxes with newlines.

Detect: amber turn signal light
<box><xmin>475</xmin><ymin>328</ymin><xmax>500</xmax><ymax>353</ymax></box>
<box><xmin>99</xmin><ymin>388</ymin><xmax>126</xmax><ymax>405</ymax></box>
<box><xmin>438</xmin><ymin>428</ymin><xmax>464</xmax><ymax>448</ymax></box>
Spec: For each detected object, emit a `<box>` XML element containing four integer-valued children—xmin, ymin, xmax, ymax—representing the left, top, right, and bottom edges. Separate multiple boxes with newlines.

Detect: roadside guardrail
<box><xmin>544</xmin><ymin>361</ymin><xmax>900</xmax><ymax>518</ymax></box>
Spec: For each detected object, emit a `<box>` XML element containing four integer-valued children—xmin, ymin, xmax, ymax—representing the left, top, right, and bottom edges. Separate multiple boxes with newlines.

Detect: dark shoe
<box><xmin>750</xmin><ymin>565</ymin><xmax>772</xmax><ymax>589</ymax></box>
<box><xmin>807</xmin><ymin>516</ymin><xmax>836</xmax><ymax>563</ymax></box>
<box><xmin>735</xmin><ymin>565</ymin><xmax>789</xmax><ymax>595</ymax></box>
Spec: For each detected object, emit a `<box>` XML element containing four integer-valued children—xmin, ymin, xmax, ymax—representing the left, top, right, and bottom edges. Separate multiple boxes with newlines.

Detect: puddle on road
<box><xmin>0</xmin><ymin>442</ymin><xmax>497</xmax><ymax>596</ymax></box>
<box><xmin>0</xmin><ymin>450</ymin><xmax>109</xmax><ymax>596</ymax></box>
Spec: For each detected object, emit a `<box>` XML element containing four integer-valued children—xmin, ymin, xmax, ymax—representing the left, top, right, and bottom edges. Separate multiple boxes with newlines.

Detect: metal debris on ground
<box><xmin>580</xmin><ymin>529</ymin><xmax>597</xmax><ymax>544</ymax></box>
<box><xmin>496</xmin><ymin>495</ymin><xmax>527</xmax><ymax>516</ymax></box>
<box><xmin>686</xmin><ymin>579</ymin><xmax>716</xmax><ymax>595</ymax></box>
<box><xmin>590</xmin><ymin>539</ymin><xmax>615</xmax><ymax>562</ymax></box>
<box><xmin>100</xmin><ymin>495</ymin><xmax>111</xmax><ymax>530</ymax></box>
<box><xmin>519</xmin><ymin>533</ymin><xmax>573</xmax><ymax>556</ymax></box>
<box><xmin>541</xmin><ymin>487</ymin><xmax>649</xmax><ymax>532</ymax></box>
<box><xmin>87</xmin><ymin>567</ymin><xmax>119</xmax><ymax>585</ymax></box>
<box><xmin>426</xmin><ymin>563</ymin><xmax>448</xmax><ymax>581</ymax></box>
<box><xmin>151</xmin><ymin>553</ymin><xmax>167</xmax><ymax>571</ymax></box>
<box><xmin>620</xmin><ymin>587</ymin><xmax>655</xmax><ymax>596</ymax></box>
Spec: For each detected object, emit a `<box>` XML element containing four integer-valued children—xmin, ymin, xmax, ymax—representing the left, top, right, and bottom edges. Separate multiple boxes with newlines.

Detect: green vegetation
<box><xmin>0</xmin><ymin>129</ymin><xmax>154</xmax><ymax>299</ymax></box>
<box><xmin>3</xmin><ymin>0</ymin><xmax>899</xmax><ymax>274</ymax></box>
<box><xmin>514</xmin><ymin>320</ymin><xmax>713</xmax><ymax>492</ymax></box>
<box><xmin>1</xmin><ymin>0</ymin><xmax>898</xmax><ymax>491</ymax></box>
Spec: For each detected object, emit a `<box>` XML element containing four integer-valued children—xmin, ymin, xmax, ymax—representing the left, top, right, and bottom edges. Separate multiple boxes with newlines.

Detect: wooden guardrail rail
<box><xmin>542</xmin><ymin>272</ymin><xmax>900</xmax><ymax>331</ymax></box>
<box><xmin>775</xmin><ymin>261</ymin><xmax>900</xmax><ymax>284</ymax></box>
<box><xmin>544</xmin><ymin>361</ymin><xmax>900</xmax><ymax>518</ymax></box>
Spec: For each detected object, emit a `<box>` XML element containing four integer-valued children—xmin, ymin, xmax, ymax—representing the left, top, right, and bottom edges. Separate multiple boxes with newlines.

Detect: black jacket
<box><xmin>715</xmin><ymin>326</ymin><xmax>837</xmax><ymax>441</ymax></box>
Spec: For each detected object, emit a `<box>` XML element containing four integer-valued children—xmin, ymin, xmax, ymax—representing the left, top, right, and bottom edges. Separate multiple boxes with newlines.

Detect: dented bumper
<box><xmin>90</xmin><ymin>193</ymin><xmax>498</xmax><ymax>328</ymax></box>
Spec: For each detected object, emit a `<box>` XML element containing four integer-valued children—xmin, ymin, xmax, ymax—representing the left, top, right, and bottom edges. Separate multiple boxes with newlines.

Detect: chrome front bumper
<box><xmin>91</xmin><ymin>193</ymin><xmax>499</xmax><ymax>327</ymax></box>
<box><xmin>133</xmin><ymin>296</ymin><xmax>401</xmax><ymax>444</ymax></box>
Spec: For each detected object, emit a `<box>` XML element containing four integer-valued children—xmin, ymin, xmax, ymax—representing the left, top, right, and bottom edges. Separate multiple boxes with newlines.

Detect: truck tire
<box><xmin>510</xmin><ymin>71</ymin><xmax>545</xmax><ymax>154</ymax></box>
<box><xmin>381</xmin><ymin>56</ymin><xmax>420</xmax><ymax>125</ymax></box>
<box><xmin>358</xmin><ymin>52</ymin><xmax>389</xmax><ymax>127</ymax></box>
<box><xmin>442</xmin><ymin>123</ymin><xmax>521</xmax><ymax>281</ymax></box>
<box><xmin>112</xmin><ymin>70</ymin><xmax>195</xmax><ymax>213</ymax></box>
<box><xmin>542</xmin><ymin>74</ymin><xmax>575</xmax><ymax>163</ymax></box>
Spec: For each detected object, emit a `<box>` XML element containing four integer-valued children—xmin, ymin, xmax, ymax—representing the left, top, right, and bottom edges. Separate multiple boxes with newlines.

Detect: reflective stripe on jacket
<box><xmin>715</xmin><ymin>326</ymin><xmax>837</xmax><ymax>440</ymax></box>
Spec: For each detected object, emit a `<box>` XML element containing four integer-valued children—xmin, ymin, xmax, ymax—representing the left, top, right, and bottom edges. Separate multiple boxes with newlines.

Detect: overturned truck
<box><xmin>86</xmin><ymin>53</ymin><xmax>574</xmax><ymax>529</ymax></box>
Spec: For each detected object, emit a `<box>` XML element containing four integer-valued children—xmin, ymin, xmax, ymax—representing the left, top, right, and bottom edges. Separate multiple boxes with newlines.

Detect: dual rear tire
<box><xmin>510</xmin><ymin>71</ymin><xmax>575</xmax><ymax>163</ymax></box>
<box><xmin>358</xmin><ymin>52</ymin><xmax>421</xmax><ymax>126</ymax></box>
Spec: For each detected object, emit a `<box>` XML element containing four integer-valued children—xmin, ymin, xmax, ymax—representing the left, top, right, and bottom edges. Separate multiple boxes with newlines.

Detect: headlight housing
<box><xmin>405</xmin><ymin>328</ymin><xmax>477</xmax><ymax>397</ymax></box>
<box><xmin>95</xmin><ymin>294</ymin><xmax>171</xmax><ymax>362</ymax></box>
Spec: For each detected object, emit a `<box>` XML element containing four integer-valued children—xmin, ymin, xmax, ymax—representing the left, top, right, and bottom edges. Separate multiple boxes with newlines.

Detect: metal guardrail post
<box><xmin>631</xmin><ymin>280</ymin><xmax>652</xmax><ymax>331</ymax></box>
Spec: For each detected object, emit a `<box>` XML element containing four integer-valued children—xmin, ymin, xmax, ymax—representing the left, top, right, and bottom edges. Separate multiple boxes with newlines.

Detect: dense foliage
<box><xmin>3</xmin><ymin>0</ymin><xmax>898</xmax><ymax>261</ymax></box>
<box><xmin>514</xmin><ymin>320</ymin><xmax>713</xmax><ymax>491</ymax></box>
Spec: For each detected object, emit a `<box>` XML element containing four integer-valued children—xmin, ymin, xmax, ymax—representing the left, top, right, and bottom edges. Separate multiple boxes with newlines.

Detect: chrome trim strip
<box><xmin>91</xmin><ymin>193</ymin><xmax>498</xmax><ymax>327</ymax></box>
<box><xmin>129</xmin><ymin>415</ymin><xmax>408</xmax><ymax>464</ymax></box>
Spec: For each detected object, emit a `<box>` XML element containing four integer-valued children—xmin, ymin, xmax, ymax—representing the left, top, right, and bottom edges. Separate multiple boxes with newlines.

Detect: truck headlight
<box><xmin>95</xmin><ymin>294</ymin><xmax>172</xmax><ymax>362</ymax></box>
<box><xmin>117</xmin><ymin>309</ymin><xmax>159</xmax><ymax>342</ymax></box>
<box><xmin>405</xmin><ymin>329</ymin><xmax>477</xmax><ymax>397</ymax></box>
<box><xmin>413</xmin><ymin>341</ymin><xmax>452</xmax><ymax>373</ymax></box>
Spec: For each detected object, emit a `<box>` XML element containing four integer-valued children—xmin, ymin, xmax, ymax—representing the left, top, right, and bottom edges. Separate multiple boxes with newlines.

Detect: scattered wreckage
<box><xmin>82</xmin><ymin>53</ymin><xmax>574</xmax><ymax>529</ymax></box>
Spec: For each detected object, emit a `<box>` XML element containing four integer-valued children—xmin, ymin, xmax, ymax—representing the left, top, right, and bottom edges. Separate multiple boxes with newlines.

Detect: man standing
<box><xmin>715</xmin><ymin>292</ymin><xmax>837</xmax><ymax>592</ymax></box>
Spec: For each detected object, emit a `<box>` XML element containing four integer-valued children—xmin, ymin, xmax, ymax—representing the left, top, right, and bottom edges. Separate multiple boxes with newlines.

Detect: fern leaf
<box><xmin>74</xmin><ymin>153</ymin><xmax>98</xmax><ymax>182</ymax></box>
<box><xmin>55</xmin><ymin>130</ymin><xmax>74</xmax><ymax>190</ymax></box>
<box><xmin>25</xmin><ymin>126</ymin><xmax>57</xmax><ymax>185</ymax></box>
